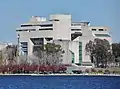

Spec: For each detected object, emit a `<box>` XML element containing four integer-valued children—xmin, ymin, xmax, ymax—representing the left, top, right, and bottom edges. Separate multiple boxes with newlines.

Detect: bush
<box><xmin>104</xmin><ymin>69</ymin><xmax>110</xmax><ymax>74</ymax></box>
<box><xmin>85</xmin><ymin>69</ymin><xmax>90</xmax><ymax>73</ymax></box>
<box><xmin>72</xmin><ymin>70</ymin><xmax>82</xmax><ymax>74</ymax></box>
<box><xmin>98</xmin><ymin>69</ymin><xmax>103</xmax><ymax>73</ymax></box>
<box><xmin>91</xmin><ymin>68</ymin><xmax>97</xmax><ymax>73</ymax></box>
<box><xmin>112</xmin><ymin>70</ymin><xmax>120</xmax><ymax>74</ymax></box>
<box><xmin>0</xmin><ymin>64</ymin><xmax>67</xmax><ymax>74</ymax></box>
<box><xmin>112</xmin><ymin>71</ymin><xmax>117</xmax><ymax>74</ymax></box>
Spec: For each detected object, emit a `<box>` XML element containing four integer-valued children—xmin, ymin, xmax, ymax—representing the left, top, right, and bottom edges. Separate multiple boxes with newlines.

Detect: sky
<box><xmin>0</xmin><ymin>0</ymin><xmax>119</xmax><ymax>43</ymax></box>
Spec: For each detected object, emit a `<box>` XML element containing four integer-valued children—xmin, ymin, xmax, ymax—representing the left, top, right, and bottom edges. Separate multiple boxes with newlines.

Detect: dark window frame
<box><xmin>95</xmin><ymin>34</ymin><xmax>111</xmax><ymax>37</ymax></box>
<box><xmin>39</xmin><ymin>28</ymin><xmax>53</xmax><ymax>30</ymax></box>
<box><xmin>71</xmin><ymin>29</ymin><xmax>81</xmax><ymax>31</ymax></box>
<box><xmin>21</xmin><ymin>24</ymin><xmax>53</xmax><ymax>27</ymax></box>
<box><xmin>92</xmin><ymin>29</ymin><xmax>96</xmax><ymax>31</ymax></box>
<box><xmin>16</xmin><ymin>29</ymin><xmax>28</xmax><ymax>32</ymax></box>
<box><xmin>99</xmin><ymin>29</ymin><xmax>104</xmax><ymax>31</ymax></box>
<box><xmin>20</xmin><ymin>42</ymin><xmax>28</xmax><ymax>55</ymax></box>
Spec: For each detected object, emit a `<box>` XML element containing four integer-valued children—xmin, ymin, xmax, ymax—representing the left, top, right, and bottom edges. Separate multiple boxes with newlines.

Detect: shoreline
<box><xmin>0</xmin><ymin>73</ymin><xmax>120</xmax><ymax>76</ymax></box>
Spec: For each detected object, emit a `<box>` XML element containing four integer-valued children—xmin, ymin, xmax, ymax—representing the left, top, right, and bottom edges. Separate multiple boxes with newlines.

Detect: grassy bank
<box><xmin>94</xmin><ymin>67</ymin><xmax>120</xmax><ymax>74</ymax></box>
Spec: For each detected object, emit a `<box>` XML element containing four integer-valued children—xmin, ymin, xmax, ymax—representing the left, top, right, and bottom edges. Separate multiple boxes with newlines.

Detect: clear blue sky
<box><xmin>0</xmin><ymin>0</ymin><xmax>119</xmax><ymax>43</ymax></box>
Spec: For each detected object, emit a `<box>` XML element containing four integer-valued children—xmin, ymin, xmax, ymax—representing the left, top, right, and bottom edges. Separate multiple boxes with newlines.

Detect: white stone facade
<box><xmin>16</xmin><ymin>14</ymin><xmax>112</xmax><ymax>67</ymax></box>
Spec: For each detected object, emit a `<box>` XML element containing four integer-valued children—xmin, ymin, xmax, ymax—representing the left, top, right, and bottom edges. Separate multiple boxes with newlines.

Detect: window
<box><xmin>71</xmin><ymin>32</ymin><xmax>82</xmax><ymax>40</ymax></box>
<box><xmin>45</xmin><ymin>38</ymin><xmax>53</xmax><ymax>41</ymax></box>
<box><xmin>92</xmin><ymin>29</ymin><xmax>96</xmax><ymax>31</ymax></box>
<box><xmin>21</xmin><ymin>25</ymin><xmax>32</xmax><ymax>27</ymax></box>
<box><xmin>95</xmin><ymin>34</ymin><xmax>111</xmax><ymax>37</ymax></box>
<box><xmin>50</xmin><ymin>19</ymin><xmax>59</xmax><ymax>21</ymax></box>
<box><xmin>39</xmin><ymin>28</ymin><xmax>53</xmax><ymax>30</ymax></box>
<box><xmin>16</xmin><ymin>29</ymin><xmax>36</xmax><ymax>32</ymax></box>
<box><xmin>29</xmin><ymin>29</ymin><xmax>36</xmax><ymax>32</ymax></box>
<box><xmin>16</xmin><ymin>29</ymin><xmax>28</xmax><ymax>32</ymax></box>
<box><xmin>71</xmin><ymin>29</ymin><xmax>81</xmax><ymax>31</ymax></box>
<box><xmin>21</xmin><ymin>24</ymin><xmax>53</xmax><ymax>27</ymax></box>
<box><xmin>99</xmin><ymin>29</ymin><xmax>104</xmax><ymax>31</ymax></box>
<box><xmin>40</xmin><ymin>24</ymin><xmax>53</xmax><ymax>27</ymax></box>
<box><xmin>79</xmin><ymin>42</ymin><xmax>82</xmax><ymax>65</ymax></box>
<box><xmin>30</xmin><ymin>38</ymin><xmax>44</xmax><ymax>45</ymax></box>
<box><xmin>20</xmin><ymin>42</ymin><xmax>28</xmax><ymax>55</ymax></box>
<box><xmin>70</xmin><ymin>50</ymin><xmax>74</xmax><ymax>63</ymax></box>
<box><xmin>72</xmin><ymin>52</ymin><xmax>75</xmax><ymax>63</ymax></box>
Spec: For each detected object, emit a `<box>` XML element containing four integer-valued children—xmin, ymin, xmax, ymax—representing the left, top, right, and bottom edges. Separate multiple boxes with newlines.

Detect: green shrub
<box><xmin>72</xmin><ymin>70</ymin><xmax>82</xmax><ymax>74</ymax></box>
<box><xmin>112</xmin><ymin>70</ymin><xmax>117</xmax><ymax>74</ymax></box>
<box><xmin>98</xmin><ymin>69</ymin><xmax>103</xmax><ymax>73</ymax></box>
<box><xmin>104</xmin><ymin>69</ymin><xmax>110</xmax><ymax>74</ymax></box>
<box><xmin>112</xmin><ymin>70</ymin><xmax>120</xmax><ymax>74</ymax></box>
<box><xmin>85</xmin><ymin>69</ymin><xmax>90</xmax><ymax>73</ymax></box>
<box><xmin>91</xmin><ymin>68</ymin><xmax>97</xmax><ymax>73</ymax></box>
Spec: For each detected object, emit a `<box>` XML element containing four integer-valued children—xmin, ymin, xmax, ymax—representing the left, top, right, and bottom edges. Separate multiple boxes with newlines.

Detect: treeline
<box><xmin>86</xmin><ymin>38</ymin><xmax>120</xmax><ymax>68</ymax></box>
<box><xmin>0</xmin><ymin>43</ymin><xmax>67</xmax><ymax>74</ymax></box>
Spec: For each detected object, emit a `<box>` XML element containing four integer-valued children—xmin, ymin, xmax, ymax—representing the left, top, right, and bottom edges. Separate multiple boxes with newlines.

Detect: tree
<box><xmin>85</xmin><ymin>38</ymin><xmax>112</xmax><ymax>68</ymax></box>
<box><xmin>112</xmin><ymin>43</ymin><xmax>120</xmax><ymax>67</ymax></box>
<box><xmin>0</xmin><ymin>51</ymin><xmax>3</xmax><ymax>65</ymax></box>
<box><xmin>44</xmin><ymin>43</ymin><xmax>64</xmax><ymax>65</ymax></box>
<box><xmin>18</xmin><ymin>55</ymin><xmax>29</xmax><ymax>65</ymax></box>
<box><xmin>115</xmin><ymin>57</ymin><xmax>120</xmax><ymax>67</ymax></box>
<box><xmin>112</xmin><ymin>43</ymin><xmax>120</xmax><ymax>58</ymax></box>
<box><xmin>2</xmin><ymin>45</ymin><xmax>18</xmax><ymax>65</ymax></box>
<box><xmin>32</xmin><ymin>45</ymin><xmax>46</xmax><ymax>65</ymax></box>
<box><xmin>32</xmin><ymin>43</ymin><xmax>64</xmax><ymax>66</ymax></box>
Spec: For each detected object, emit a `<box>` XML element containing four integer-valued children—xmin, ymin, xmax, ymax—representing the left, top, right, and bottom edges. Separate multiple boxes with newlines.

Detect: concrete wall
<box><xmin>51</xmin><ymin>14</ymin><xmax>71</xmax><ymax>40</ymax></box>
<box><xmin>80</xmin><ymin>23</ymin><xmax>94</xmax><ymax>63</ymax></box>
<box><xmin>69</xmin><ymin>41</ymin><xmax>79</xmax><ymax>63</ymax></box>
<box><xmin>17</xmin><ymin>30</ymin><xmax>53</xmax><ymax>41</ymax></box>
<box><xmin>53</xmin><ymin>40</ymin><xmax>72</xmax><ymax>64</ymax></box>
<box><xmin>89</xmin><ymin>26</ymin><xmax>112</xmax><ymax>44</ymax></box>
<box><xmin>17</xmin><ymin>30</ymin><xmax>54</xmax><ymax>55</ymax></box>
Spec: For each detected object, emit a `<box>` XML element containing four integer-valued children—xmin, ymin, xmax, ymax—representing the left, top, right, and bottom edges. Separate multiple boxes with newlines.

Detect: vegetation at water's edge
<box><xmin>85</xmin><ymin>38</ymin><xmax>120</xmax><ymax>68</ymax></box>
<box><xmin>0</xmin><ymin>39</ymin><xmax>120</xmax><ymax>74</ymax></box>
<box><xmin>0</xmin><ymin>65</ymin><xmax>67</xmax><ymax>74</ymax></box>
<box><xmin>0</xmin><ymin>43</ymin><xmax>67</xmax><ymax>74</ymax></box>
<box><xmin>72</xmin><ymin>68</ymin><xmax>120</xmax><ymax>74</ymax></box>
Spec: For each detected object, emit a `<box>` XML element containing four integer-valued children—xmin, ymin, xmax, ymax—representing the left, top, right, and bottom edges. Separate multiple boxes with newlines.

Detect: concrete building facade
<box><xmin>16</xmin><ymin>14</ymin><xmax>112</xmax><ymax>67</ymax></box>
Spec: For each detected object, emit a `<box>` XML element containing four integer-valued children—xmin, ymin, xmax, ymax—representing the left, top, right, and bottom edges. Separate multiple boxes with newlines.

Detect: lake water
<box><xmin>0</xmin><ymin>75</ymin><xmax>120</xmax><ymax>89</ymax></box>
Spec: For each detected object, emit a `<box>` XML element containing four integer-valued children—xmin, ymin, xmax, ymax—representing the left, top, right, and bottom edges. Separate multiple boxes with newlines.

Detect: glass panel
<box><xmin>30</xmin><ymin>38</ymin><xmax>44</xmax><ymax>45</ymax></box>
<box><xmin>39</xmin><ymin>28</ymin><xmax>53</xmax><ymax>30</ymax></box>
<box><xmin>99</xmin><ymin>29</ymin><xmax>104</xmax><ymax>31</ymax></box>
<box><xmin>79</xmin><ymin>42</ymin><xmax>82</xmax><ymax>65</ymax></box>
<box><xmin>71</xmin><ymin>29</ymin><xmax>81</xmax><ymax>31</ymax></box>
<box><xmin>72</xmin><ymin>52</ymin><xmax>75</xmax><ymax>63</ymax></box>
<box><xmin>20</xmin><ymin>42</ymin><xmax>28</xmax><ymax>55</ymax></box>
<box><xmin>95</xmin><ymin>34</ymin><xmax>110</xmax><ymax>37</ymax></box>
<box><xmin>92</xmin><ymin>29</ymin><xmax>96</xmax><ymax>31</ymax></box>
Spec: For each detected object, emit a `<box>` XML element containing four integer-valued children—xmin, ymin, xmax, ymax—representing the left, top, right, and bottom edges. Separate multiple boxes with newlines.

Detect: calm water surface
<box><xmin>0</xmin><ymin>75</ymin><xmax>120</xmax><ymax>89</ymax></box>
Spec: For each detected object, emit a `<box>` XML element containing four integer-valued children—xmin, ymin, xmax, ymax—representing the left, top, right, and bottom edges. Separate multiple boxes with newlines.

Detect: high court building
<box><xmin>16</xmin><ymin>14</ymin><xmax>112</xmax><ymax>67</ymax></box>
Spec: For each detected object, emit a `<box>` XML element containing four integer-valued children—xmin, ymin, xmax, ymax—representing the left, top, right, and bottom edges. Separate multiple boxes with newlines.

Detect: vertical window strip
<box><xmin>79</xmin><ymin>42</ymin><xmax>82</xmax><ymax>65</ymax></box>
<box><xmin>72</xmin><ymin>52</ymin><xmax>75</xmax><ymax>63</ymax></box>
